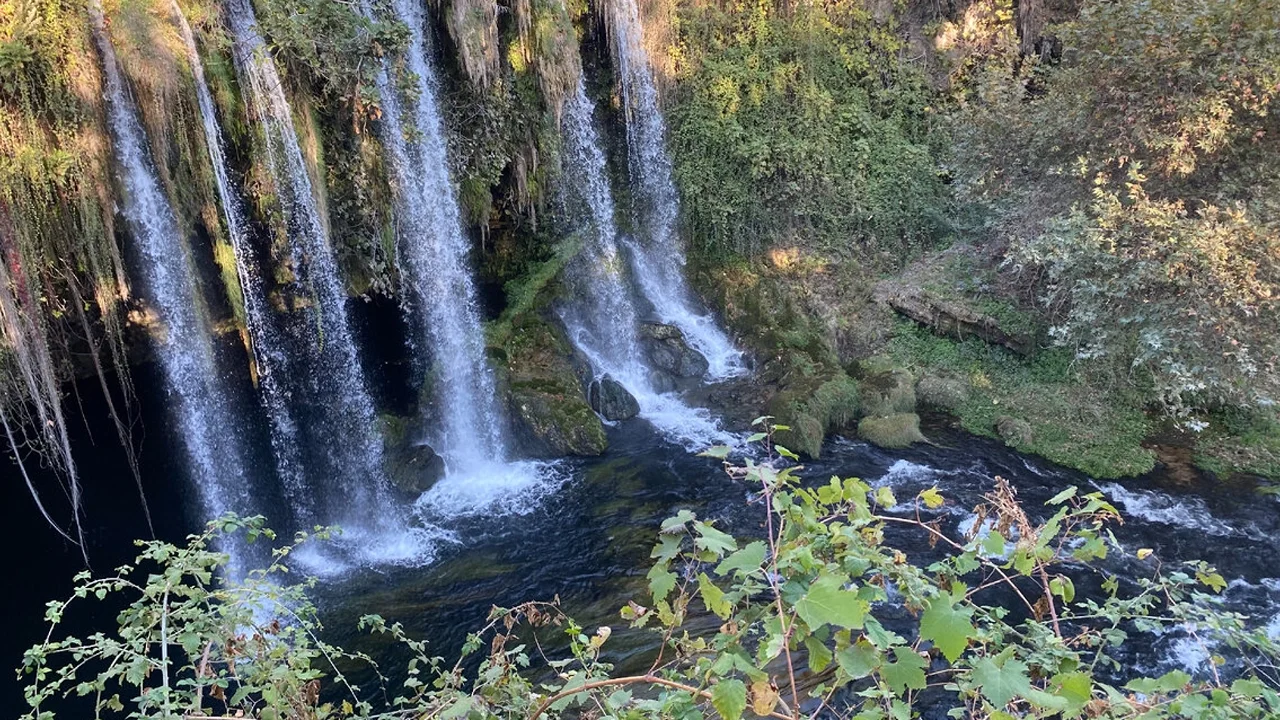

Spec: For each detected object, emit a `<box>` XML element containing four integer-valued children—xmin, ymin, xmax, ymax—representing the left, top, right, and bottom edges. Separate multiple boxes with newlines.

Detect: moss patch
<box><xmin>858</xmin><ymin>413</ymin><xmax>925</xmax><ymax>449</ymax></box>
<box><xmin>885</xmin><ymin>322</ymin><xmax>1155</xmax><ymax>478</ymax></box>
<box><xmin>498</xmin><ymin>314</ymin><xmax>605</xmax><ymax>457</ymax></box>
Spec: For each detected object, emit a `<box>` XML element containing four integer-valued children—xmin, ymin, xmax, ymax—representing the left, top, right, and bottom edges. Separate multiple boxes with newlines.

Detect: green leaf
<box><xmin>919</xmin><ymin>595</ymin><xmax>975</xmax><ymax>663</ymax></box>
<box><xmin>1051</xmin><ymin>672</ymin><xmax>1093</xmax><ymax>711</ymax></box>
<box><xmin>694</xmin><ymin>522</ymin><xmax>738</xmax><ymax>556</ymax></box>
<box><xmin>1046</xmin><ymin>487</ymin><xmax>1077</xmax><ymax>505</ymax></box>
<box><xmin>972</xmin><ymin>656</ymin><xmax>1030</xmax><ymax>708</ymax></box>
<box><xmin>1127</xmin><ymin>670</ymin><xmax>1191</xmax><ymax>694</ymax></box>
<box><xmin>698</xmin><ymin>573</ymin><xmax>732</xmax><ymax>619</ymax></box>
<box><xmin>1049</xmin><ymin>576</ymin><xmax>1075</xmax><ymax>603</ymax></box>
<box><xmin>982</xmin><ymin>531</ymin><xmax>1006</xmax><ymax>557</ymax></box>
<box><xmin>881</xmin><ymin>647</ymin><xmax>927</xmax><ymax>694</ymax></box>
<box><xmin>804</xmin><ymin>635</ymin><xmax>833</xmax><ymax>673</ymax></box>
<box><xmin>647</xmin><ymin>565</ymin><xmax>677</xmax><ymax>602</ymax></box>
<box><xmin>874</xmin><ymin>486</ymin><xmax>897</xmax><ymax>509</ymax></box>
<box><xmin>1196</xmin><ymin>570</ymin><xmax>1227</xmax><ymax>593</ymax></box>
<box><xmin>661</xmin><ymin>510</ymin><xmax>696</xmax><ymax>532</ymax></box>
<box><xmin>775</xmin><ymin>445</ymin><xmax>800</xmax><ymax>461</ymax></box>
<box><xmin>795</xmin><ymin>573</ymin><xmax>868</xmax><ymax>630</ymax></box>
<box><xmin>711</xmin><ymin>678</ymin><xmax>747</xmax><ymax>720</ymax></box>
<box><xmin>835</xmin><ymin>639</ymin><xmax>879</xmax><ymax>678</ymax></box>
<box><xmin>716</xmin><ymin>541</ymin><xmax>767</xmax><ymax>577</ymax></box>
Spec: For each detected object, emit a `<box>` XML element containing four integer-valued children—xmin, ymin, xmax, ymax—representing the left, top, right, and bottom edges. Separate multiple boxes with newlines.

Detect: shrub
<box><xmin>19</xmin><ymin>430</ymin><xmax>1280</xmax><ymax>720</ymax></box>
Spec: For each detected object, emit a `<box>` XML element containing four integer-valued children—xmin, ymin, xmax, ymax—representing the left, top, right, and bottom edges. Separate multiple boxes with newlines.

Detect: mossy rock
<box><xmin>858</xmin><ymin>413</ymin><xmax>926</xmax><ymax>449</ymax></box>
<box><xmin>916</xmin><ymin>374</ymin><xmax>969</xmax><ymax>412</ymax></box>
<box><xmin>769</xmin><ymin>370</ymin><xmax>859</xmax><ymax>459</ymax></box>
<box><xmin>498</xmin><ymin>314</ymin><xmax>606</xmax><ymax>456</ymax></box>
<box><xmin>996</xmin><ymin>415</ymin><xmax>1034</xmax><ymax>447</ymax></box>
<box><xmin>858</xmin><ymin>367</ymin><xmax>916</xmax><ymax>418</ymax></box>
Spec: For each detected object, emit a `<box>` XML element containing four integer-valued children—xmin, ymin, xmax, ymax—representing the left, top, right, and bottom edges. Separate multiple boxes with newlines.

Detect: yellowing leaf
<box><xmin>919</xmin><ymin>486</ymin><xmax>944</xmax><ymax>509</ymax></box>
<box><xmin>750</xmin><ymin>679</ymin><xmax>779</xmax><ymax>716</ymax></box>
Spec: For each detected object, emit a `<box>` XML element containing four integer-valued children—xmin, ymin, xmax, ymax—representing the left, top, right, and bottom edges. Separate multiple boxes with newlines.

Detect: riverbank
<box><xmin>694</xmin><ymin>243</ymin><xmax>1280</xmax><ymax>483</ymax></box>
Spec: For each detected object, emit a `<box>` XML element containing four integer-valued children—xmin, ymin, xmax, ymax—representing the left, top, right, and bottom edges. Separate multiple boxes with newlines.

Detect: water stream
<box><xmin>311</xmin><ymin>426</ymin><xmax>1280</xmax><ymax>695</ymax></box>
<box><xmin>90</xmin><ymin>7</ymin><xmax>254</xmax><ymax>543</ymax></box>
<box><xmin>558</xmin><ymin>79</ymin><xmax>733</xmax><ymax>450</ymax></box>
<box><xmin>366</xmin><ymin>0</ymin><xmax>556</xmax><ymax>521</ymax></box>
<box><xmin>226</xmin><ymin>0</ymin><xmax>414</xmax><ymax>561</ymax></box>
<box><xmin>605</xmin><ymin>0</ymin><xmax>744</xmax><ymax>379</ymax></box>
<box><xmin>169</xmin><ymin>0</ymin><xmax>298</xmax><ymax>513</ymax></box>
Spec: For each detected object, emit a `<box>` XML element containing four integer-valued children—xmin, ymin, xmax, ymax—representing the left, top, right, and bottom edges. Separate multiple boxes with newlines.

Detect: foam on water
<box><xmin>414</xmin><ymin>460</ymin><xmax>568</xmax><ymax>519</ymax></box>
<box><xmin>1096</xmin><ymin>482</ymin><xmax>1245</xmax><ymax>538</ymax></box>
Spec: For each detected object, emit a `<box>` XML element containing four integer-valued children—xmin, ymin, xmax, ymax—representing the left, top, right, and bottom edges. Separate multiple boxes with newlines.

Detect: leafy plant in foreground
<box><xmin>17</xmin><ymin>424</ymin><xmax>1280</xmax><ymax>719</ymax></box>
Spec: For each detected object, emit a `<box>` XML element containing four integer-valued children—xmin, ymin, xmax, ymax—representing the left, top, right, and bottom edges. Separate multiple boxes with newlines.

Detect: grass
<box><xmin>886</xmin><ymin>322</ymin><xmax>1156</xmax><ymax>478</ymax></box>
<box><xmin>1195</xmin><ymin>408</ymin><xmax>1280</xmax><ymax>481</ymax></box>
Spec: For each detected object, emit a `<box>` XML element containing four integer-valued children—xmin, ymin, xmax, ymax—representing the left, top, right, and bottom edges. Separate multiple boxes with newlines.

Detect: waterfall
<box><xmin>367</xmin><ymin>0</ymin><xmax>556</xmax><ymax>516</ymax></box>
<box><xmin>90</xmin><ymin>9</ymin><xmax>253</xmax><ymax>536</ymax></box>
<box><xmin>225</xmin><ymin>0</ymin><xmax>408</xmax><ymax>551</ymax></box>
<box><xmin>558</xmin><ymin>80</ymin><xmax>733</xmax><ymax>449</ymax></box>
<box><xmin>606</xmin><ymin>0</ymin><xmax>744</xmax><ymax>379</ymax></box>
<box><xmin>169</xmin><ymin>0</ymin><xmax>304</xmax><ymax>511</ymax></box>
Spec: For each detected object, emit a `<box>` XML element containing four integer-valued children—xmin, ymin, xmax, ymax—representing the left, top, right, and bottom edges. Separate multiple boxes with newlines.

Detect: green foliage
<box><xmin>254</xmin><ymin>0</ymin><xmax>407</xmax><ymax>109</ymax></box>
<box><xmin>22</xmin><ymin>434</ymin><xmax>1280</xmax><ymax>720</ymax></box>
<box><xmin>668</xmin><ymin>0</ymin><xmax>948</xmax><ymax>261</ymax></box>
<box><xmin>956</xmin><ymin>0</ymin><xmax>1280</xmax><ymax>420</ymax></box>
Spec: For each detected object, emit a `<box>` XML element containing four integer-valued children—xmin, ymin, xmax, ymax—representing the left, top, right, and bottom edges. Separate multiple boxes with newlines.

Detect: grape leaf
<box><xmin>919</xmin><ymin>595</ymin><xmax>975</xmax><ymax>663</ymax></box>
<box><xmin>795</xmin><ymin>573</ymin><xmax>868</xmax><ymax>630</ymax></box>
<box><xmin>711</xmin><ymin>678</ymin><xmax>747</xmax><ymax>720</ymax></box>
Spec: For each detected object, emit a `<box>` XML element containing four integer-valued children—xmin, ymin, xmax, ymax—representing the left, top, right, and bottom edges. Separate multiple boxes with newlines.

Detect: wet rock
<box><xmin>381</xmin><ymin>414</ymin><xmax>447</xmax><ymax>496</ymax></box>
<box><xmin>996</xmin><ymin>415</ymin><xmax>1033</xmax><ymax>447</ymax></box>
<box><xmin>588</xmin><ymin>375</ymin><xmax>640</xmax><ymax>421</ymax></box>
<box><xmin>916</xmin><ymin>374</ymin><xmax>968</xmax><ymax>412</ymax></box>
<box><xmin>512</xmin><ymin>391</ymin><xmax>607</xmax><ymax>456</ymax></box>
<box><xmin>639</xmin><ymin>322</ymin><xmax>709</xmax><ymax>378</ymax></box>
<box><xmin>857</xmin><ymin>413</ymin><xmax>926</xmax><ymax>449</ymax></box>
<box><xmin>499</xmin><ymin>315</ymin><xmax>607</xmax><ymax>457</ymax></box>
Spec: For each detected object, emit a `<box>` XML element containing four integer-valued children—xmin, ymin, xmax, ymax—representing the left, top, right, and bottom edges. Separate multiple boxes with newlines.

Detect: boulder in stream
<box><xmin>588</xmin><ymin>375</ymin><xmax>641</xmax><ymax>421</ymax></box>
<box><xmin>857</xmin><ymin>413</ymin><xmax>926</xmax><ymax>449</ymax></box>
<box><xmin>640</xmin><ymin>322</ymin><xmax>709</xmax><ymax>378</ymax></box>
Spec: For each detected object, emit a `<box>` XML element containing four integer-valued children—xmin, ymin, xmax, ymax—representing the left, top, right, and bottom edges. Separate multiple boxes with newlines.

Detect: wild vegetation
<box><xmin>18</xmin><ymin>433</ymin><xmax>1280</xmax><ymax>719</ymax></box>
<box><xmin>665</xmin><ymin>0</ymin><xmax>1280</xmax><ymax>479</ymax></box>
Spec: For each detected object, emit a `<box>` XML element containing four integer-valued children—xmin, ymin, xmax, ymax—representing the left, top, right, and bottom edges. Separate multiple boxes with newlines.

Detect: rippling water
<box><xmin>7</xmin><ymin>417</ymin><xmax>1278</xmax><ymax>715</ymax></box>
<box><xmin>308</xmin><ymin>423</ymin><xmax>1280</xmax><ymax>693</ymax></box>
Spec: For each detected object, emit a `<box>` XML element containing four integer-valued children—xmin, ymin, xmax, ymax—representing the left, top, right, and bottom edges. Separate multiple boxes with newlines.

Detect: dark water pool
<box><xmin>6</xmin><ymin>416</ymin><xmax>1279</xmax><ymax>714</ymax></box>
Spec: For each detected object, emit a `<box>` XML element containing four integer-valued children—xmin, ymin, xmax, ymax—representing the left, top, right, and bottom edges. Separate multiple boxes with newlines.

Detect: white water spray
<box><xmin>605</xmin><ymin>0</ymin><xmax>744</xmax><ymax>379</ymax></box>
<box><xmin>369</xmin><ymin>0</ymin><xmax>558</xmax><ymax>515</ymax></box>
<box><xmin>225</xmin><ymin>0</ymin><xmax>410</xmax><ymax>556</ymax></box>
<box><xmin>559</xmin><ymin>80</ymin><xmax>733</xmax><ymax>450</ymax></box>
<box><xmin>91</xmin><ymin>9</ymin><xmax>253</xmax><ymax>536</ymax></box>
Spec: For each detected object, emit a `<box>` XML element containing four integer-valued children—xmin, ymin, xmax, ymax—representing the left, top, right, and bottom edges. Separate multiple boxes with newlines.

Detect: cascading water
<box><xmin>225</xmin><ymin>0</ymin><xmax>415</xmax><ymax>557</ymax></box>
<box><xmin>367</xmin><ymin>0</ymin><xmax>557</xmax><ymax>516</ymax></box>
<box><xmin>558</xmin><ymin>79</ymin><xmax>732</xmax><ymax>449</ymax></box>
<box><xmin>169</xmin><ymin>0</ymin><xmax>304</xmax><ymax>507</ymax></box>
<box><xmin>605</xmin><ymin>0</ymin><xmax>744</xmax><ymax>379</ymax></box>
<box><xmin>90</xmin><ymin>8</ymin><xmax>253</xmax><ymax>543</ymax></box>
